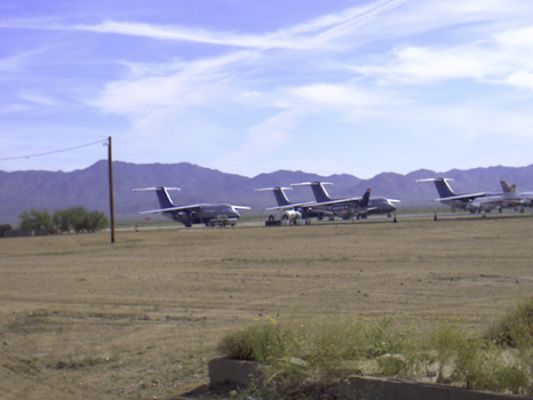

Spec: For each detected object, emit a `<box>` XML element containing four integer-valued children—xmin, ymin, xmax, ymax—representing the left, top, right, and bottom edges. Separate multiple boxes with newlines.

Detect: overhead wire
<box><xmin>0</xmin><ymin>138</ymin><xmax>109</xmax><ymax>161</ymax></box>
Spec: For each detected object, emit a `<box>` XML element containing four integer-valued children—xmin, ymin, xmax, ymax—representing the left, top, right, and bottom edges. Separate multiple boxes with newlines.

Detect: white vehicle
<box><xmin>256</xmin><ymin>187</ymin><xmax>316</xmax><ymax>226</ymax></box>
<box><xmin>265</xmin><ymin>208</ymin><xmax>302</xmax><ymax>226</ymax></box>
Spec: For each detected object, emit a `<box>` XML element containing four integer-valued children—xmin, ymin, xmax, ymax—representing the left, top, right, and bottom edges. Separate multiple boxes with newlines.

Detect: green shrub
<box><xmin>217</xmin><ymin>317</ymin><xmax>285</xmax><ymax>362</ymax></box>
<box><xmin>428</xmin><ymin>324</ymin><xmax>467</xmax><ymax>383</ymax></box>
<box><xmin>364</xmin><ymin>318</ymin><xmax>410</xmax><ymax>357</ymax></box>
<box><xmin>461</xmin><ymin>343</ymin><xmax>531</xmax><ymax>395</ymax></box>
<box><xmin>487</xmin><ymin>298</ymin><xmax>533</xmax><ymax>348</ymax></box>
<box><xmin>217</xmin><ymin>304</ymin><xmax>533</xmax><ymax>397</ymax></box>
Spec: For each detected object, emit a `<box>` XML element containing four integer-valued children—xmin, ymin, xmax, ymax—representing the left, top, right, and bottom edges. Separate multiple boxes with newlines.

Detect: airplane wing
<box><xmin>435</xmin><ymin>192</ymin><xmax>486</xmax><ymax>202</ymax></box>
<box><xmin>358</xmin><ymin>206</ymin><xmax>379</xmax><ymax>215</ymax></box>
<box><xmin>231</xmin><ymin>205</ymin><xmax>251</xmax><ymax>210</ymax></box>
<box><xmin>266</xmin><ymin>201</ymin><xmax>317</xmax><ymax>211</ymax></box>
<box><xmin>473</xmin><ymin>196</ymin><xmax>524</xmax><ymax>207</ymax></box>
<box><xmin>309</xmin><ymin>197</ymin><xmax>363</xmax><ymax>207</ymax></box>
<box><xmin>138</xmin><ymin>204</ymin><xmax>202</xmax><ymax>215</ymax></box>
<box><xmin>518</xmin><ymin>192</ymin><xmax>533</xmax><ymax>200</ymax></box>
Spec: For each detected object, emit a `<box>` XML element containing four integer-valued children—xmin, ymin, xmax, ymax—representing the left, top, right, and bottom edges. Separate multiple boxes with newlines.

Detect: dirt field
<box><xmin>1</xmin><ymin>217</ymin><xmax>532</xmax><ymax>399</ymax></box>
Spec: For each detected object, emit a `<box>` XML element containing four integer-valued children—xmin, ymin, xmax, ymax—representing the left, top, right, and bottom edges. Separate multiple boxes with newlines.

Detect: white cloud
<box><xmin>94</xmin><ymin>51</ymin><xmax>257</xmax><ymax>114</ymax></box>
<box><xmin>20</xmin><ymin>91</ymin><xmax>61</xmax><ymax>106</ymax></box>
<box><xmin>288</xmin><ymin>83</ymin><xmax>388</xmax><ymax>110</ymax></box>
<box><xmin>72</xmin><ymin>0</ymin><xmax>407</xmax><ymax>51</ymax></box>
<box><xmin>350</xmin><ymin>23</ymin><xmax>533</xmax><ymax>91</ymax></box>
<box><xmin>75</xmin><ymin>20</ymin><xmax>315</xmax><ymax>50</ymax></box>
<box><xmin>0</xmin><ymin>46</ymin><xmax>55</xmax><ymax>74</ymax></box>
<box><xmin>352</xmin><ymin>45</ymin><xmax>497</xmax><ymax>83</ymax></box>
<box><xmin>213</xmin><ymin>110</ymin><xmax>303</xmax><ymax>175</ymax></box>
<box><xmin>495</xmin><ymin>25</ymin><xmax>533</xmax><ymax>50</ymax></box>
<box><xmin>505</xmin><ymin>72</ymin><xmax>533</xmax><ymax>91</ymax></box>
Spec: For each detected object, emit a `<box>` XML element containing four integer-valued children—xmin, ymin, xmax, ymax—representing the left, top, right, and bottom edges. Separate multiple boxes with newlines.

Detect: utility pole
<box><xmin>107</xmin><ymin>136</ymin><xmax>116</xmax><ymax>243</ymax></box>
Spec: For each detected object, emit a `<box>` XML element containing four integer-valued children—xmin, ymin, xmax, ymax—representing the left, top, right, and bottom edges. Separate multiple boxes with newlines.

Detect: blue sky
<box><xmin>1</xmin><ymin>0</ymin><xmax>533</xmax><ymax>178</ymax></box>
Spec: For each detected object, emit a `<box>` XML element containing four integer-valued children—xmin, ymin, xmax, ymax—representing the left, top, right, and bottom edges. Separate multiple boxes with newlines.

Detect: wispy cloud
<box><xmin>350</xmin><ymin>23</ymin><xmax>533</xmax><ymax>92</ymax></box>
<box><xmin>75</xmin><ymin>20</ymin><xmax>314</xmax><ymax>50</ymax></box>
<box><xmin>214</xmin><ymin>109</ymin><xmax>303</xmax><ymax>175</ymax></box>
<box><xmin>0</xmin><ymin>46</ymin><xmax>55</xmax><ymax>74</ymax></box>
<box><xmin>73</xmin><ymin>0</ymin><xmax>407</xmax><ymax>50</ymax></box>
<box><xmin>94</xmin><ymin>51</ymin><xmax>257</xmax><ymax>114</ymax></box>
<box><xmin>19</xmin><ymin>91</ymin><xmax>61</xmax><ymax>107</ymax></box>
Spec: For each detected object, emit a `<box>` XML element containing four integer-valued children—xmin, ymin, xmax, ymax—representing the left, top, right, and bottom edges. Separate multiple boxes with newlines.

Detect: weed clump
<box><xmin>217</xmin><ymin>299</ymin><xmax>533</xmax><ymax>397</ymax></box>
<box><xmin>217</xmin><ymin>316</ymin><xmax>285</xmax><ymax>362</ymax></box>
<box><xmin>486</xmin><ymin>297</ymin><xmax>533</xmax><ymax>348</ymax></box>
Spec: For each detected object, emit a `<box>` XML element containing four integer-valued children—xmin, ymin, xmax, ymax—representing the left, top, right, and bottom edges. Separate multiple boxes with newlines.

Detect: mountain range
<box><xmin>1</xmin><ymin>160</ymin><xmax>533</xmax><ymax>224</ymax></box>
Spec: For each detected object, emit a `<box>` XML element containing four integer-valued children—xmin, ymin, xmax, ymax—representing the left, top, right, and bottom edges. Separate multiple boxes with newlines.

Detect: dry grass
<box><xmin>0</xmin><ymin>217</ymin><xmax>532</xmax><ymax>399</ymax></box>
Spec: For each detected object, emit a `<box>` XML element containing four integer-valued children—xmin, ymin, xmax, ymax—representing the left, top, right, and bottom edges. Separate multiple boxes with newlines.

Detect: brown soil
<box><xmin>1</xmin><ymin>218</ymin><xmax>532</xmax><ymax>399</ymax></box>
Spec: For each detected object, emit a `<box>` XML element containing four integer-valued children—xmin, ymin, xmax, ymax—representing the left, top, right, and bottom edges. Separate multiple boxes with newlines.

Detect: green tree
<box><xmin>0</xmin><ymin>224</ymin><xmax>12</xmax><ymax>238</ymax></box>
<box><xmin>64</xmin><ymin>207</ymin><xmax>89</xmax><ymax>233</ymax></box>
<box><xmin>53</xmin><ymin>210</ymin><xmax>71</xmax><ymax>233</ymax></box>
<box><xmin>86</xmin><ymin>210</ymin><xmax>108</xmax><ymax>232</ymax></box>
<box><xmin>19</xmin><ymin>209</ymin><xmax>53</xmax><ymax>234</ymax></box>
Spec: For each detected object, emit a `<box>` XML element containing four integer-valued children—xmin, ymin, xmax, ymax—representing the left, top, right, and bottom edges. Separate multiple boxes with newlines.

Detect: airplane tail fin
<box><xmin>255</xmin><ymin>187</ymin><xmax>292</xmax><ymax>206</ymax></box>
<box><xmin>360</xmin><ymin>188</ymin><xmax>371</xmax><ymax>208</ymax></box>
<box><xmin>291</xmin><ymin>181</ymin><xmax>333</xmax><ymax>202</ymax></box>
<box><xmin>500</xmin><ymin>180</ymin><xmax>516</xmax><ymax>193</ymax></box>
<box><xmin>417</xmin><ymin>178</ymin><xmax>456</xmax><ymax>198</ymax></box>
<box><xmin>133</xmin><ymin>187</ymin><xmax>180</xmax><ymax>209</ymax></box>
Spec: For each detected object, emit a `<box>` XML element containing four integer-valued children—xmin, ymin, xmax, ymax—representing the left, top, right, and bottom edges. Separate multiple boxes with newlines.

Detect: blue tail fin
<box><xmin>310</xmin><ymin>182</ymin><xmax>332</xmax><ymax>202</ymax></box>
<box><xmin>360</xmin><ymin>188</ymin><xmax>371</xmax><ymax>208</ymax></box>
<box><xmin>255</xmin><ymin>187</ymin><xmax>293</xmax><ymax>206</ymax></box>
<box><xmin>433</xmin><ymin>178</ymin><xmax>456</xmax><ymax>198</ymax></box>
<box><xmin>154</xmin><ymin>187</ymin><xmax>175</xmax><ymax>209</ymax></box>
<box><xmin>272</xmin><ymin>187</ymin><xmax>291</xmax><ymax>206</ymax></box>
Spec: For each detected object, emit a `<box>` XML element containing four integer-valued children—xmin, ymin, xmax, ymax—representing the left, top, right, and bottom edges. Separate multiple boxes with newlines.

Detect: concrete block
<box><xmin>208</xmin><ymin>357</ymin><xmax>263</xmax><ymax>387</ymax></box>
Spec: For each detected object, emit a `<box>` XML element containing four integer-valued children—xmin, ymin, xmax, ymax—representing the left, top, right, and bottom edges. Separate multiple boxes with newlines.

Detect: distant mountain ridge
<box><xmin>1</xmin><ymin>160</ymin><xmax>532</xmax><ymax>224</ymax></box>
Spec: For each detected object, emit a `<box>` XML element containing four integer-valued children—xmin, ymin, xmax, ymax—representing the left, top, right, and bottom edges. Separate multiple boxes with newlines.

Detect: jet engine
<box><xmin>282</xmin><ymin>209</ymin><xmax>302</xmax><ymax>224</ymax></box>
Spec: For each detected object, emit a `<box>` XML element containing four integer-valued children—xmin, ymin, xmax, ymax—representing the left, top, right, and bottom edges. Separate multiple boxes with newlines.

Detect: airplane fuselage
<box><xmin>163</xmin><ymin>203</ymin><xmax>241</xmax><ymax>227</ymax></box>
<box><xmin>317</xmin><ymin>198</ymin><xmax>387</xmax><ymax>219</ymax></box>
<box><xmin>367</xmin><ymin>197</ymin><xmax>398</xmax><ymax>216</ymax></box>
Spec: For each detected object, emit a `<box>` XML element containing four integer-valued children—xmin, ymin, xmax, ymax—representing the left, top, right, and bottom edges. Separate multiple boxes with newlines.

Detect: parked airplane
<box><xmin>255</xmin><ymin>186</ymin><xmax>325</xmax><ymax>225</ymax></box>
<box><xmin>493</xmin><ymin>180</ymin><xmax>533</xmax><ymax>212</ymax></box>
<box><xmin>133</xmin><ymin>187</ymin><xmax>250</xmax><ymax>227</ymax></box>
<box><xmin>500</xmin><ymin>181</ymin><xmax>533</xmax><ymax>208</ymax></box>
<box><xmin>417</xmin><ymin>178</ymin><xmax>529</xmax><ymax>214</ymax></box>
<box><xmin>291</xmin><ymin>182</ymin><xmax>385</xmax><ymax>220</ymax></box>
<box><xmin>417</xmin><ymin>178</ymin><xmax>488</xmax><ymax>212</ymax></box>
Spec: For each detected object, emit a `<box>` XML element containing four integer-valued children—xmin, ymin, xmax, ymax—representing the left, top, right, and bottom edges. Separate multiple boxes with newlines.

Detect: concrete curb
<box><xmin>208</xmin><ymin>358</ymin><xmax>533</xmax><ymax>400</ymax></box>
<box><xmin>334</xmin><ymin>376</ymin><xmax>533</xmax><ymax>400</ymax></box>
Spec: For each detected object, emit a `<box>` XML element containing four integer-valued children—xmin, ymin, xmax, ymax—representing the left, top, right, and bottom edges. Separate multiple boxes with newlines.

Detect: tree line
<box><xmin>18</xmin><ymin>207</ymin><xmax>108</xmax><ymax>234</ymax></box>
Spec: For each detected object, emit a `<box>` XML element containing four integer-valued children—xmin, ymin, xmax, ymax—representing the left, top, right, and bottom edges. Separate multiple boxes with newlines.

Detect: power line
<box><xmin>0</xmin><ymin>138</ymin><xmax>109</xmax><ymax>161</ymax></box>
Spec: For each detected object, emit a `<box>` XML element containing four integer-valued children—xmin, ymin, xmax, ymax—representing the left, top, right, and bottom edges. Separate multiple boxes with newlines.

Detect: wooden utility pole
<box><xmin>107</xmin><ymin>136</ymin><xmax>116</xmax><ymax>243</ymax></box>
